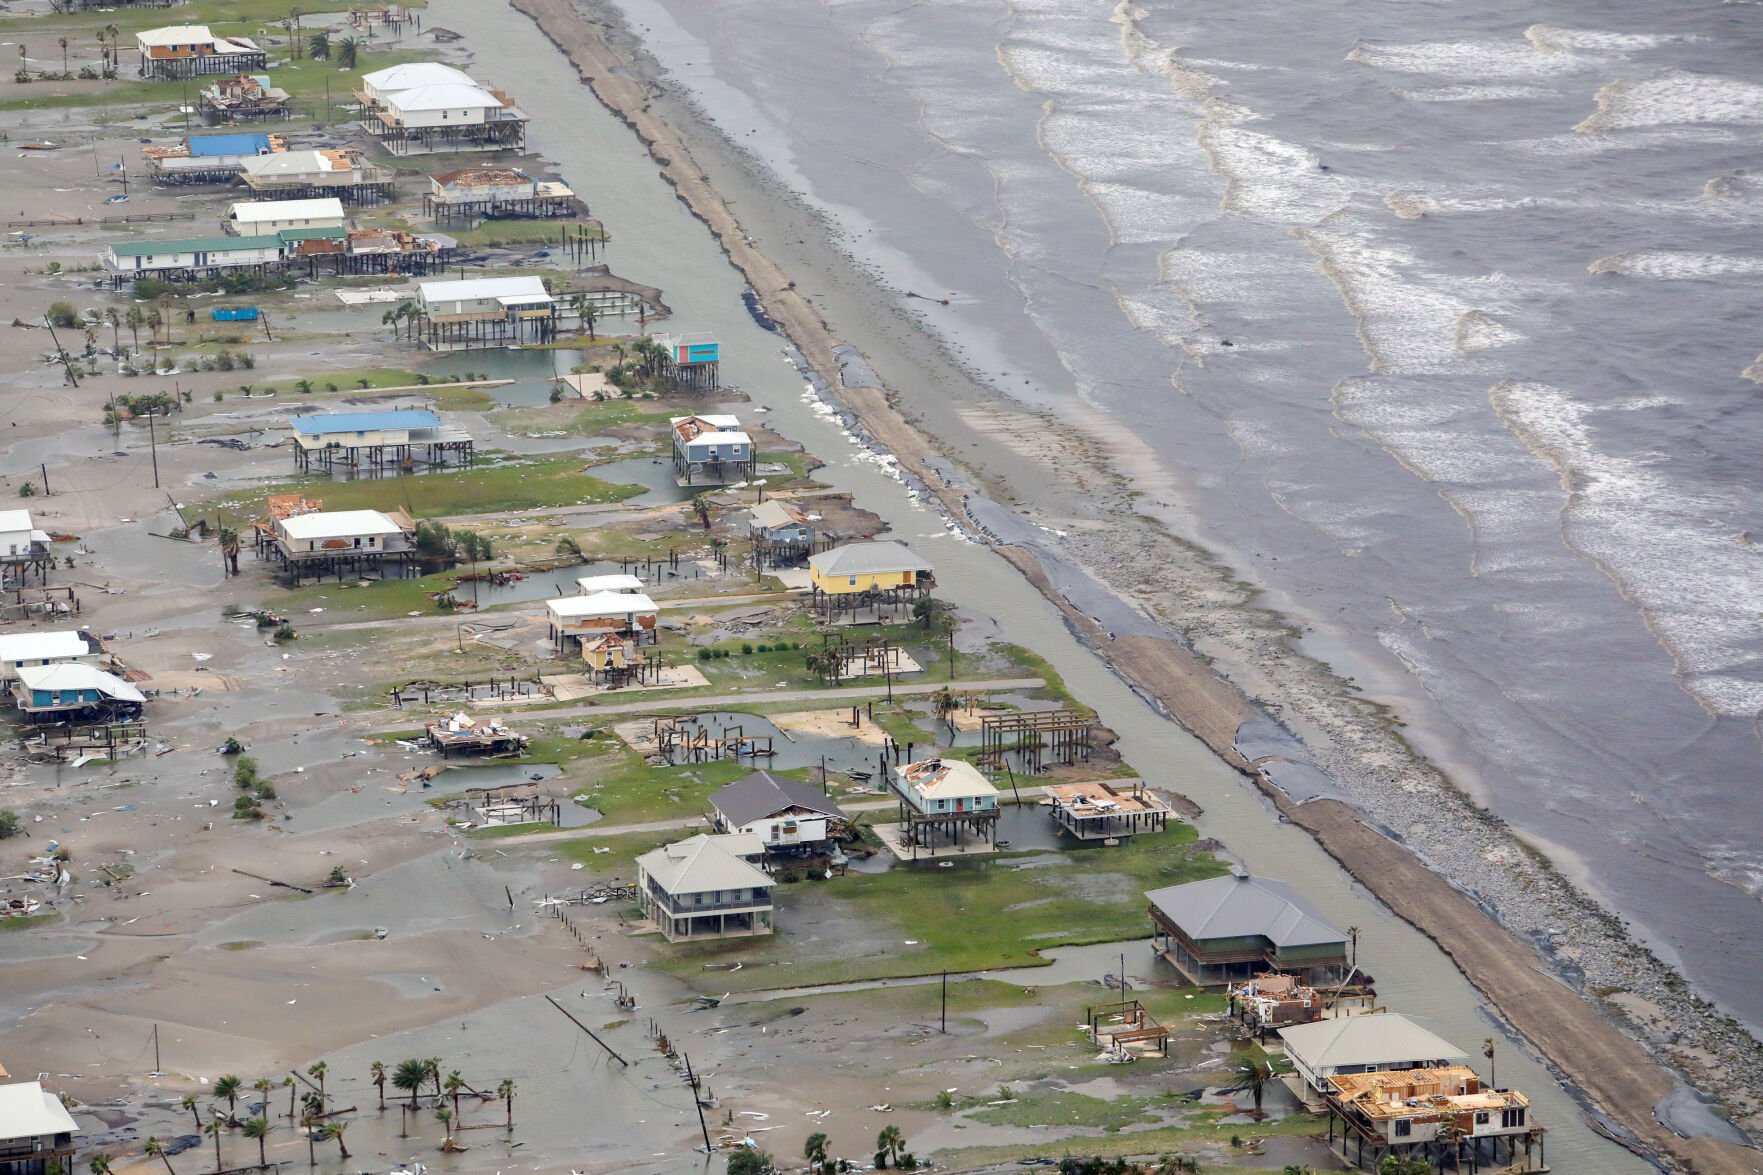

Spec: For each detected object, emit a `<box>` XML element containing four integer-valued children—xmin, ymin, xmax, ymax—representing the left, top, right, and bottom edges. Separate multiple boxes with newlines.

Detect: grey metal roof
<box><xmin>711</xmin><ymin>770</ymin><xmax>846</xmax><ymax>830</ymax></box>
<box><xmin>1278</xmin><ymin>1014</ymin><xmax>1467</xmax><ymax>1072</ymax></box>
<box><xmin>808</xmin><ymin>540</ymin><xmax>932</xmax><ymax>577</ymax></box>
<box><xmin>1145</xmin><ymin>872</ymin><xmax>1344</xmax><ymax>949</ymax></box>
<box><xmin>636</xmin><ymin>834</ymin><xmax>773</xmax><ymax>897</ymax></box>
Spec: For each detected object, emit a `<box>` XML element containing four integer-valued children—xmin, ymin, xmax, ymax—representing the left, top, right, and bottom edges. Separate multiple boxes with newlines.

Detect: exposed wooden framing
<box><xmin>977</xmin><ymin>707</ymin><xmax>1094</xmax><ymax>774</ymax></box>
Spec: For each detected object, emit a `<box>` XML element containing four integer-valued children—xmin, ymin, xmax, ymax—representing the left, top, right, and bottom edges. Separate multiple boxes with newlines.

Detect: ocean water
<box><xmin>602</xmin><ymin>0</ymin><xmax>1763</xmax><ymax>1032</ymax></box>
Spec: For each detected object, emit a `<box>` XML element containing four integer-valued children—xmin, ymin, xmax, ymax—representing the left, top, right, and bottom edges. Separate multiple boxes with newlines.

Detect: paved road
<box><xmin>373</xmin><ymin>676</ymin><xmax>1044</xmax><ymax>730</ymax></box>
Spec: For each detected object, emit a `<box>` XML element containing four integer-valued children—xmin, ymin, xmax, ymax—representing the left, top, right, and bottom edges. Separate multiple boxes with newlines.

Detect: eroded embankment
<box><xmin>503</xmin><ymin>1</ymin><xmax>1757</xmax><ymax>1169</ymax></box>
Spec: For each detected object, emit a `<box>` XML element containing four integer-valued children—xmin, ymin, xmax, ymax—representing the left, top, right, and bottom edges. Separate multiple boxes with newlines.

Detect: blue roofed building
<box><xmin>287</xmin><ymin>408</ymin><xmax>473</xmax><ymax>475</ymax></box>
<box><xmin>187</xmin><ymin>131</ymin><xmax>273</xmax><ymax>157</ymax></box>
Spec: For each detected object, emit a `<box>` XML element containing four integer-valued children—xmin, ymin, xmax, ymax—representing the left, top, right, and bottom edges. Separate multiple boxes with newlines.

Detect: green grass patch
<box><xmin>443</xmin><ymin>218</ymin><xmax>608</xmax><ymax>248</ymax></box>
<box><xmin>653</xmin><ymin>824</ymin><xmax>1224</xmax><ymax>992</ymax></box>
<box><xmin>0</xmin><ymin>912</ymin><xmax>58</xmax><ymax>932</ymax></box>
<box><xmin>967</xmin><ymin>1090</ymin><xmax>1170</xmax><ymax>1132</ymax></box>
<box><xmin>995</xmin><ymin>642</ymin><xmax>1082</xmax><ymax>708</ymax></box>
<box><xmin>0</xmin><ymin>43</ymin><xmax>428</xmax><ymax>113</ymax></box>
<box><xmin>201</xmin><ymin>453</ymin><xmax>643</xmax><ymax>529</ymax></box>
<box><xmin>566</xmin><ymin>749</ymin><xmax>755</xmax><ymax>826</ymax></box>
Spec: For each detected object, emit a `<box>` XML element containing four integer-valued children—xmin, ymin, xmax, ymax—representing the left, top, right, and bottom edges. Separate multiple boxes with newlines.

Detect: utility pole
<box><xmin>147</xmin><ymin>409</ymin><xmax>160</xmax><ymax>488</ymax></box>
<box><xmin>941</xmin><ymin>971</ymin><xmax>947</xmax><ymax>1034</ymax></box>
<box><xmin>41</xmin><ymin>314</ymin><xmax>80</xmax><ymax>387</ymax></box>
<box><xmin>39</xmin><ymin>464</ymin><xmax>49</xmax><ymax>495</ymax></box>
<box><xmin>683</xmin><ymin>1053</ymin><xmax>713</xmax><ymax>1156</ymax></box>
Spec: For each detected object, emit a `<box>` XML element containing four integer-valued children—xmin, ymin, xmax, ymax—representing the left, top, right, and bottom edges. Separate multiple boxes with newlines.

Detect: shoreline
<box><xmin>501</xmin><ymin>0</ymin><xmax>1761</xmax><ymax>1169</ymax></box>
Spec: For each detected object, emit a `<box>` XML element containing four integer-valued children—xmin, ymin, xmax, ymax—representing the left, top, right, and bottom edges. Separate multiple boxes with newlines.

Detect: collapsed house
<box><xmin>197</xmin><ymin>73</ymin><xmax>290</xmax><ymax>122</ymax></box>
<box><xmin>424</xmin><ymin>712</ymin><xmax>528</xmax><ymax>758</ymax></box>
<box><xmin>1229</xmin><ymin>971</ymin><xmax>1326</xmax><ymax>1034</ymax></box>
<box><xmin>10</xmin><ymin>664</ymin><xmax>144</xmax><ymax>723</ymax></box>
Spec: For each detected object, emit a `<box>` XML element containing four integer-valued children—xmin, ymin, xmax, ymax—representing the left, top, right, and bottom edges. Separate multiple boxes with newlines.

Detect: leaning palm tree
<box><xmin>203</xmin><ymin>1120</ymin><xmax>224</xmax><ymax>1174</ymax></box>
<box><xmin>213</xmin><ymin>1076</ymin><xmax>243</xmax><ymax>1122</ymax></box>
<box><xmin>427</xmin><ymin>1057</ymin><xmax>444</xmax><ymax>1097</ymax></box>
<box><xmin>876</xmin><ymin>1125</ymin><xmax>904</xmax><ymax>1169</ymax></box>
<box><xmin>308</xmin><ymin>32</ymin><xmax>329</xmax><ymax>60</ymax></box>
<box><xmin>90</xmin><ymin>1153</ymin><xmax>114</xmax><ymax>1175</ymax></box>
<box><xmin>181</xmin><ymin>1094</ymin><xmax>202</xmax><ymax>1131</ymax></box>
<box><xmin>334</xmin><ymin>36</ymin><xmax>359</xmax><ymax>70</ymax></box>
<box><xmin>370</xmin><ymin>1061</ymin><xmax>388</xmax><ymax>1111</ymax></box>
<box><xmin>241</xmin><ymin>1117</ymin><xmax>272</xmax><ymax>1169</ymax></box>
<box><xmin>391</xmin><ymin>1058</ymin><xmax>427</xmax><ymax>1110</ymax></box>
<box><xmin>299</xmin><ymin>1114</ymin><xmax>318</xmax><ymax>1167</ymax></box>
<box><xmin>496</xmin><ymin>1079</ymin><xmax>514</xmax><ymax>1130</ymax></box>
<box><xmin>251</xmin><ymin>1079</ymin><xmax>274</xmax><ymax>1119</ymax></box>
<box><xmin>433</xmin><ymin>1107</ymin><xmax>453</xmax><ymax>1150</ymax></box>
<box><xmin>306</xmin><ymin>1061</ymin><xmax>328</xmax><ymax>1109</ymax></box>
<box><xmin>325</xmin><ymin>1121</ymin><xmax>349</xmax><ymax>1161</ymax></box>
<box><xmin>803</xmin><ymin>1132</ymin><xmax>829</xmax><ymax>1174</ymax></box>
<box><xmin>443</xmin><ymin>1070</ymin><xmax>463</xmax><ymax>1119</ymax></box>
<box><xmin>144</xmin><ymin>1137</ymin><xmax>176</xmax><ymax>1175</ymax></box>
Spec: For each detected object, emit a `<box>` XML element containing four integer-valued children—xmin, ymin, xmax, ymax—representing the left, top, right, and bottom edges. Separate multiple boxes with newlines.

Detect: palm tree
<box><xmin>299</xmin><ymin>1114</ymin><xmax>317</xmax><ymax>1167</ymax></box>
<box><xmin>1483</xmin><ymin>1037</ymin><xmax>1497</xmax><ymax>1088</ymax></box>
<box><xmin>1237</xmin><ymin>1058</ymin><xmax>1270</xmax><ymax>1117</ymax></box>
<box><xmin>932</xmin><ymin>686</ymin><xmax>959</xmax><ymax>736</ymax></box>
<box><xmin>443</xmin><ymin>1070</ymin><xmax>464</xmax><ymax>1119</ymax></box>
<box><xmin>203</xmin><ymin>1120</ymin><xmax>224</xmax><ymax>1174</ymax></box>
<box><xmin>496</xmin><ymin>1079</ymin><xmax>513</xmax><ymax>1130</ymax></box>
<box><xmin>428</xmin><ymin>1057</ymin><xmax>444</xmax><ymax>1097</ymax></box>
<box><xmin>911</xmin><ymin>594</ymin><xmax>936</xmax><ymax>631</ymax></box>
<box><xmin>875</xmin><ymin>1125</ymin><xmax>904</xmax><ymax>1169</ymax></box>
<box><xmin>145</xmin><ymin>308</ymin><xmax>162</xmax><ymax>346</ymax></box>
<box><xmin>308</xmin><ymin>31</ymin><xmax>329</xmax><ymax>60</ymax></box>
<box><xmin>124</xmin><ymin>306</ymin><xmax>143</xmax><ymax>351</ymax></box>
<box><xmin>283</xmin><ymin>1077</ymin><xmax>296</xmax><ymax>1121</ymax></box>
<box><xmin>145</xmin><ymin>1137</ymin><xmax>176</xmax><ymax>1175</ymax></box>
<box><xmin>691</xmin><ymin>492</ymin><xmax>713</xmax><ymax>530</ymax></box>
<box><xmin>251</xmin><ymin>1079</ymin><xmax>274</xmax><ymax>1119</ymax></box>
<box><xmin>335</xmin><ymin>36</ymin><xmax>359</xmax><ymax>70</ymax></box>
<box><xmin>306</xmin><ymin>1061</ymin><xmax>327</xmax><ymax>1109</ymax></box>
<box><xmin>1435</xmin><ymin>1118</ymin><xmax>1467</xmax><ymax>1174</ymax></box>
<box><xmin>214</xmin><ymin>1076</ymin><xmax>243</xmax><ymax>1122</ymax></box>
<box><xmin>325</xmin><ymin>1121</ymin><xmax>349</xmax><ymax>1161</ymax></box>
<box><xmin>939</xmin><ymin>613</ymin><xmax>958</xmax><ymax>677</ymax></box>
<box><xmin>90</xmin><ymin>1153</ymin><xmax>114</xmax><ymax>1175</ymax></box>
<box><xmin>57</xmin><ymin>36</ymin><xmax>68</xmax><ymax>76</ymax></box>
<box><xmin>241</xmin><ymin>1117</ymin><xmax>272</xmax><ymax>1169</ymax></box>
<box><xmin>103</xmin><ymin>24</ymin><xmax>119</xmax><ymax>72</ymax></box>
<box><xmin>104</xmin><ymin>307</ymin><xmax>120</xmax><ymax>353</ymax></box>
<box><xmin>433</xmin><ymin>1107</ymin><xmax>453</xmax><ymax>1149</ymax></box>
<box><xmin>1347</xmin><ymin>925</ymin><xmax>1360</xmax><ymax>971</ymax></box>
<box><xmin>1375</xmin><ymin>1156</ymin><xmax>1430</xmax><ymax>1175</ymax></box>
<box><xmin>391</xmin><ymin>1058</ymin><xmax>427</xmax><ymax>1110</ymax></box>
<box><xmin>803</xmin><ymin>1132</ymin><xmax>829</xmax><ymax>1173</ymax></box>
<box><xmin>370</xmin><ymin>1062</ymin><xmax>387</xmax><ymax>1111</ymax></box>
<box><xmin>182</xmin><ymin>1094</ymin><xmax>202</xmax><ymax>1131</ymax></box>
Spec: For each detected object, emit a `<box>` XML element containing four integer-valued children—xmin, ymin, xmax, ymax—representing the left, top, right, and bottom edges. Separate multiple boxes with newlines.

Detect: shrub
<box><xmin>0</xmin><ymin>809</ymin><xmax>20</xmax><ymax>839</ymax></box>
<box><xmin>754</xmin><ymin>642</ymin><xmax>769</xmax><ymax>653</ymax></box>
<box><xmin>696</xmin><ymin>648</ymin><xmax>712</xmax><ymax>662</ymax></box>
<box><xmin>741</xmin><ymin>642</ymin><xmax>753</xmax><ymax>655</ymax></box>
<box><xmin>215</xmin><ymin>349</ymin><xmax>235</xmax><ymax>372</ymax></box>
<box><xmin>233</xmin><ymin>756</ymin><xmax>259</xmax><ymax>789</ymax></box>
<box><xmin>273</xmin><ymin>623</ymin><xmax>297</xmax><ymax>643</ymax></box>
<box><xmin>253</xmin><ymin>782</ymin><xmax>276</xmax><ymax>801</ymax></box>
<box><xmin>237</xmin><ymin>352</ymin><xmax>255</xmax><ymax>369</ymax></box>
<box><xmin>18</xmin><ymin>483</ymin><xmax>37</xmax><ymax>498</ymax></box>
<box><xmin>46</xmin><ymin>301</ymin><xmax>77</xmax><ymax>328</ymax></box>
<box><xmin>213</xmin><ymin>390</ymin><xmax>224</xmax><ymax>402</ymax></box>
<box><xmin>220</xmin><ymin>737</ymin><xmax>246</xmax><ymax>755</ymax></box>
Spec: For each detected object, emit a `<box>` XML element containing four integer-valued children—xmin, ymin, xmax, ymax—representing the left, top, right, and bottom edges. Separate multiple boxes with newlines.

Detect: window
<box><xmin>1393</xmin><ymin>1121</ymin><xmax>1411</xmax><ymax>1138</ymax></box>
<box><xmin>1501</xmin><ymin>1107</ymin><xmax>1525</xmax><ymax>1129</ymax></box>
<box><xmin>848</xmin><ymin>575</ymin><xmax>858</xmax><ymax>587</ymax></box>
<box><xmin>1475</xmin><ymin>1112</ymin><xmax>1490</xmax><ymax>1126</ymax></box>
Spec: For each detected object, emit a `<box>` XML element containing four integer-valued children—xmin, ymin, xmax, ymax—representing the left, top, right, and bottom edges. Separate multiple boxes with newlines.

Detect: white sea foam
<box><xmin>1301</xmin><ymin>218</ymin><xmax>1506</xmax><ymax>374</ymax></box>
<box><xmin>1525</xmin><ymin>26</ymin><xmax>1698</xmax><ymax>54</ymax></box>
<box><xmin>1576</xmin><ymin>70</ymin><xmax>1763</xmax><ymax>133</ymax></box>
<box><xmin>1588</xmin><ymin>251</ymin><xmax>1763</xmax><ymax>279</ymax></box>
<box><xmin>1393</xmin><ymin>84</ymin><xmax>1561</xmax><ymax>103</ymax></box>
<box><xmin>1492</xmin><ymin>381</ymin><xmax>1763</xmax><ymax>714</ymax></box>
<box><xmin>1348</xmin><ymin>38</ymin><xmax>1588</xmax><ymax>79</ymax></box>
<box><xmin>1200</xmin><ymin>126</ymin><xmax>1353</xmax><ymax>224</ymax></box>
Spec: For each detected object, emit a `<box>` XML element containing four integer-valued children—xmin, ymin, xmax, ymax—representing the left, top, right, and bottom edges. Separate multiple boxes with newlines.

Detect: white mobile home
<box><xmin>225</xmin><ymin>196</ymin><xmax>345</xmax><ymax>237</ymax></box>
